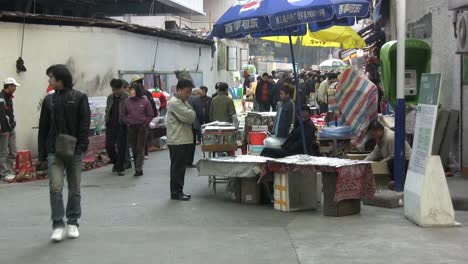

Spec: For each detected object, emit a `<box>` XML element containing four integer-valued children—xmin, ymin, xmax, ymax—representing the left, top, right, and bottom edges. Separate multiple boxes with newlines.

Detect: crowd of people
<box><xmin>242</xmin><ymin>69</ymin><xmax>346</xmax><ymax>115</ymax></box>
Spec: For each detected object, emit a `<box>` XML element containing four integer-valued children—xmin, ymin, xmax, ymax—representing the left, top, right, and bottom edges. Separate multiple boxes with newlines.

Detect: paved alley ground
<box><xmin>1</xmin><ymin>148</ymin><xmax>468</xmax><ymax>264</ymax></box>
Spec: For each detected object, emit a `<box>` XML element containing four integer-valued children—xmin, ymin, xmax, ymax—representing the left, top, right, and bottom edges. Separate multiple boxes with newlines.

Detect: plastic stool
<box><xmin>15</xmin><ymin>150</ymin><xmax>36</xmax><ymax>181</ymax></box>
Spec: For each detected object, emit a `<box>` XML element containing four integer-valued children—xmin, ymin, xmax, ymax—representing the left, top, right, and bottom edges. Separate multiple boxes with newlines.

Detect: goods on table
<box><xmin>201</xmin><ymin>122</ymin><xmax>239</xmax><ymax>152</ymax></box>
<box><xmin>88</xmin><ymin>96</ymin><xmax>107</xmax><ymax>135</ymax></box>
<box><xmin>311</xmin><ymin>114</ymin><xmax>327</xmax><ymax>128</ymax></box>
<box><xmin>244</xmin><ymin>112</ymin><xmax>276</xmax><ymax>133</ymax></box>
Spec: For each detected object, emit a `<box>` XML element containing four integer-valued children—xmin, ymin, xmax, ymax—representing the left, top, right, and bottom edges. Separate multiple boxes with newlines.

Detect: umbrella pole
<box><xmin>288</xmin><ymin>33</ymin><xmax>308</xmax><ymax>154</ymax></box>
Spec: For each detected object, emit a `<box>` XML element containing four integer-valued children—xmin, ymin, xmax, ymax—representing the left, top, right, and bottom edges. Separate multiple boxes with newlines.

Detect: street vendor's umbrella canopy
<box><xmin>210</xmin><ymin>0</ymin><xmax>370</xmax><ymax>39</ymax></box>
<box><xmin>209</xmin><ymin>0</ymin><xmax>370</xmax><ymax>154</ymax></box>
<box><xmin>261</xmin><ymin>26</ymin><xmax>365</xmax><ymax>49</ymax></box>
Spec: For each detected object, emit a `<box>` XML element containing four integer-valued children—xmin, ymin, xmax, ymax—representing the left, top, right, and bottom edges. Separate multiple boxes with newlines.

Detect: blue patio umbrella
<box><xmin>209</xmin><ymin>0</ymin><xmax>370</xmax><ymax>153</ymax></box>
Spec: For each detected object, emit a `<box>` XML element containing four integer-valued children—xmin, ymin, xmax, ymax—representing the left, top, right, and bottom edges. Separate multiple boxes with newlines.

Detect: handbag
<box><xmin>51</xmin><ymin>91</ymin><xmax>77</xmax><ymax>160</ymax></box>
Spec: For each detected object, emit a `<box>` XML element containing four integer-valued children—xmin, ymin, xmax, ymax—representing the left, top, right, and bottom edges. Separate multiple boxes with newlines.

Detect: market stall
<box><xmin>198</xmin><ymin>155</ymin><xmax>375</xmax><ymax>216</ymax></box>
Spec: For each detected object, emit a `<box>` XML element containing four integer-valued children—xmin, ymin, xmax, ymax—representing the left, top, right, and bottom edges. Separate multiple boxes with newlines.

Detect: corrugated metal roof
<box><xmin>0</xmin><ymin>11</ymin><xmax>214</xmax><ymax>46</ymax></box>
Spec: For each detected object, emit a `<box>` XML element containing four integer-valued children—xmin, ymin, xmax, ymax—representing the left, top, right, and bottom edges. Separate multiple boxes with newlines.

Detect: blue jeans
<box><xmin>48</xmin><ymin>153</ymin><xmax>83</xmax><ymax>228</ymax></box>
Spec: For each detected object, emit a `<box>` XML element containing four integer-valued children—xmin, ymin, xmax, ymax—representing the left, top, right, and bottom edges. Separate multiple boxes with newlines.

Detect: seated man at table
<box><xmin>261</xmin><ymin>104</ymin><xmax>318</xmax><ymax>158</ymax></box>
<box><xmin>364</xmin><ymin>120</ymin><xmax>412</xmax><ymax>187</ymax></box>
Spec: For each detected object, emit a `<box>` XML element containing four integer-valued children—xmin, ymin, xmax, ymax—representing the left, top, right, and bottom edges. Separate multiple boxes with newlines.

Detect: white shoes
<box><xmin>50</xmin><ymin>225</ymin><xmax>79</xmax><ymax>242</ymax></box>
<box><xmin>67</xmin><ymin>225</ymin><xmax>80</xmax><ymax>239</ymax></box>
<box><xmin>3</xmin><ymin>174</ymin><xmax>16</xmax><ymax>182</ymax></box>
<box><xmin>50</xmin><ymin>227</ymin><xmax>65</xmax><ymax>242</ymax></box>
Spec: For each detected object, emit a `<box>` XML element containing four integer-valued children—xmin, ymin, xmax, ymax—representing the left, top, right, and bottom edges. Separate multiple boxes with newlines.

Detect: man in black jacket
<box><xmin>0</xmin><ymin>78</ymin><xmax>19</xmax><ymax>182</ymax></box>
<box><xmin>261</xmin><ymin>105</ymin><xmax>318</xmax><ymax>158</ymax></box>
<box><xmin>38</xmin><ymin>64</ymin><xmax>91</xmax><ymax>242</ymax></box>
<box><xmin>105</xmin><ymin>79</ymin><xmax>129</xmax><ymax>176</ymax></box>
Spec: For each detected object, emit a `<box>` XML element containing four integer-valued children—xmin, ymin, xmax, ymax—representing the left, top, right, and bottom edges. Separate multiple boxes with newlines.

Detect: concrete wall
<box><xmin>0</xmin><ymin>21</ymin><xmax>246</xmax><ymax>155</ymax></box>
<box><xmin>403</xmin><ymin>0</ymin><xmax>461</xmax><ymax>110</ymax></box>
<box><xmin>400</xmin><ymin>0</ymin><xmax>462</xmax><ymax>165</ymax></box>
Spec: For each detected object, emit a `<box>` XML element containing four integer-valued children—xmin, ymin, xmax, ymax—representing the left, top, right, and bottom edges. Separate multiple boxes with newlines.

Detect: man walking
<box><xmin>167</xmin><ymin>79</ymin><xmax>195</xmax><ymax>201</ymax></box>
<box><xmin>0</xmin><ymin>78</ymin><xmax>19</xmax><ymax>182</ymax></box>
<box><xmin>38</xmin><ymin>64</ymin><xmax>90</xmax><ymax>242</ymax></box>
<box><xmin>105</xmin><ymin>79</ymin><xmax>129</xmax><ymax>176</ymax></box>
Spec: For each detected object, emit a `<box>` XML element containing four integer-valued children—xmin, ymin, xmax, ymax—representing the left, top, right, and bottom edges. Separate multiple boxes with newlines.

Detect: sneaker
<box><xmin>144</xmin><ymin>156</ymin><xmax>149</xmax><ymax>160</ymax></box>
<box><xmin>50</xmin><ymin>227</ymin><xmax>65</xmax><ymax>242</ymax></box>
<box><xmin>117</xmin><ymin>171</ymin><xmax>125</xmax><ymax>176</ymax></box>
<box><xmin>3</xmin><ymin>174</ymin><xmax>16</xmax><ymax>182</ymax></box>
<box><xmin>134</xmin><ymin>171</ymin><xmax>143</xmax><ymax>177</ymax></box>
<box><xmin>67</xmin><ymin>225</ymin><xmax>80</xmax><ymax>239</ymax></box>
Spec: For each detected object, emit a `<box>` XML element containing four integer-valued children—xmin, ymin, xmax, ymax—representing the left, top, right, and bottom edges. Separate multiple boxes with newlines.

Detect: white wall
<box><xmin>0</xmin><ymin>21</ymin><xmax>246</xmax><ymax>155</ymax></box>
<box><xmin>190</xmin><ymin>0</ymin><xmax>237</xmax><ymax>30</ymax></box>
<box><xmin>161</xmin><ymin>0</ymin><xmax>204</xmax><ymax>15</ymax></box>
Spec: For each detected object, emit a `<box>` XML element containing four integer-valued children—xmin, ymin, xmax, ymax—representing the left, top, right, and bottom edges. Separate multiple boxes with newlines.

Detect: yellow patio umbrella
<box><xmin>262</xmin><ymin>26</ymin><xmax>365</xmax><ymax>49</ymax></box>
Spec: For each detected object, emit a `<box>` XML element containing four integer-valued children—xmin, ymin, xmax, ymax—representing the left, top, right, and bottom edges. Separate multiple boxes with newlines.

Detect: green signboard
<box><xmin>418</xmin><ymin>73</ymin><xmax>441</xmax><ymax>105</ymax></box>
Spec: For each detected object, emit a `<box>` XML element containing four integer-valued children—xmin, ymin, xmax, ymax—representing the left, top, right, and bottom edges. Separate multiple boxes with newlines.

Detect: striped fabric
<box><xmin>335</xmin><ymin>68</ymin><xmax>378</xmax><ymax>148</ymax></box>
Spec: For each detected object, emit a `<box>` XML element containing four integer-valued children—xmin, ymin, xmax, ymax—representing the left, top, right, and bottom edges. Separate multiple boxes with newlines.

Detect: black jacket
<box><xmin>274</xmin><ymin>98</ymin><xmax>294</xmax><ymax>138</ymax></box>
<box><xmin>0</xmin><ymin>90</ymin><xmax>15</xmax><ymax>133</ymax></box>
<box><xmin>144</xmin><ymin>90</ymin><xmax>158</xmax><ymax>117</ymax></box>
<box><xmin>38</xmin><ymin>88</ymin><xmax>91</xmax><ymax>161</ymax></box>
<box><xmin>281</xmin><ymin>118</ymin><xmax>317</xmax><ymax>155</ymax></box>
<box><xmin>188</xmin><ymin>95</ymin><xmax>205</xmax><ymax>130</ymax></box>
<box><xmin>105</xmin><ymin>92</ymin><xmax>129</xmax><ymax>125</ymax></box>
<box><xmin>255</xmin><ymin>80</ymin><xmax>273</xmax><ymax>103</ymax></box>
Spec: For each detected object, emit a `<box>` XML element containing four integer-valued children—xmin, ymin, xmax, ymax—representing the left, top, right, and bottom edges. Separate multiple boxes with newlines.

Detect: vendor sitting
<box><xmin>261</xmin><ymin>104</ymin><xmax>318</xmax><ymax>158</ymax></box>
<box><xmin>364</xmin><ymin>120</ymin><xmax>412</xmax><ymax>186</ymax></box>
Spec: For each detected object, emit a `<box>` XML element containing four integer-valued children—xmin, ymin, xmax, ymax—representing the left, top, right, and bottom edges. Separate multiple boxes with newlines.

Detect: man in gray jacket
<box><xmin>167</xmin><ymin>79</ymin><xmax>196</xmax><ymax>201</ymax></box>
<box><xmin>105</xmin><ymin>79</ymin><xmax>129</xmax><ymax>176</ymax></box>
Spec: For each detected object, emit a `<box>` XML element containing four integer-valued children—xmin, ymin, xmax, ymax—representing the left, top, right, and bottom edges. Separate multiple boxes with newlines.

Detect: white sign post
<box><xmin>404</xmin><ymin>73</ymin><xmax>458</xmax><ymax>227</ymax></box>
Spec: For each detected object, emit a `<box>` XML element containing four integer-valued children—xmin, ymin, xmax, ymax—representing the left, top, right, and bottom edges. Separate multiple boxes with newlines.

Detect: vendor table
<box><xmin>201</xmin><ymin>144</ymin><xmax>239</xmax><ymax>193</ymax></box>
<box><xmin>198</xmin><ymin>155</ymin><xmax>375</xmax><ymax>216</ymax></box>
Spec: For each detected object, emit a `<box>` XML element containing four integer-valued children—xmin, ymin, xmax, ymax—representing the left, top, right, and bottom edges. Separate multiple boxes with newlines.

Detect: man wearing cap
<box><xmin>0</xmin><ymin>78</ymin><xmax>19</xmax><ymax>182</ymax></box>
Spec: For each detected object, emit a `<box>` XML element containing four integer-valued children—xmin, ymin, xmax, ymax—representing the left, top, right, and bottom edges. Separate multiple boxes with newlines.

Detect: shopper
<box><xmin>105</xmin><ymin>79</ymin><xmax>129</xmax><ymax>176</ymax></box>
<box><xmin>0</xmin><ymin>77</ymin><xmax>19</xmax><ymax>182</ymax></box>
<box><xmin>255</xmin><ymin>73</ymin><xmax>272</xmax><ymax>112</ymax></box>
<box><xmin>38</xmin><ymin>64</ymin><xmax>90</xmax><ymax>242</ymax></box>
<box><xmin>122</xmin><ymin>84</ymin><xmax>155</xmax><ymax>177</ymax></box>
<box><xmin>167</xmin><ymin>79</ymin><xmax>196</xmax><ymax>201</ymax></box>
<box><xmin>187</xmin><ymin>88</ymin><xmax>204</xmax><ymax>167</ymax></box>
<box><xmin>130</xmin><ymin>75</ymin><xmax>157</xmax><ymax>159</ymax></box>
<box><xmin>209</xmin><ymin>82</ymin><xmax>236</xmax><ymax>123</ymax></box>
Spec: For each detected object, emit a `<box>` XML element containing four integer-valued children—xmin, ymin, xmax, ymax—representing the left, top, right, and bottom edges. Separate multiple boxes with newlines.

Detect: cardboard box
<box><xmin>371</xmin><ymin>161</ymin><xmax>390</xmax><ymax>175</ymax></box>
<box><xmin>322</xmin><ymin>172</ymin><xmax>361</xmax><ymax>217</ymax></box>
<box><xmin>240</xmin><ymin>178</ymin><xmax>261</xmax><ymax>204</ymax></box>
<box><xmin>345</xmin><ymin>153</ymin><xmax>368</xmax><ymax>160</ymax></box>
<box><xmin>274</xmin><ymin>171</ymin><xmax>318</xmax><ymax>212</ymax></box>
